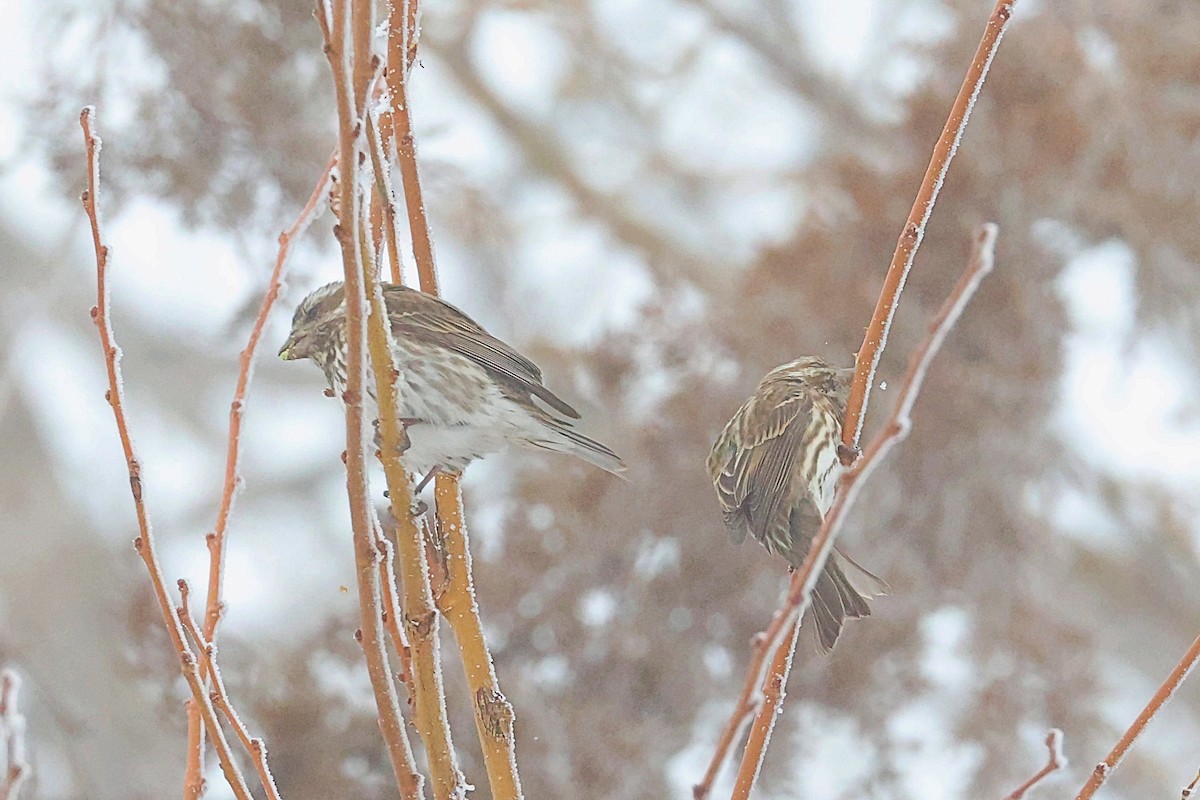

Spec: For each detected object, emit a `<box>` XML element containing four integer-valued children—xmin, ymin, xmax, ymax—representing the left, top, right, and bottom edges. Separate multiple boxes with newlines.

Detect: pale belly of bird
<box><xmin>321</xmin><ymin>337</ymin><xmax>545</xmax><ymax>475</ymax></box>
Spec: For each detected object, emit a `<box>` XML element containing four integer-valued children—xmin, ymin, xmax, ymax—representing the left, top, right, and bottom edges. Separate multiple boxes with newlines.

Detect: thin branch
<box><xmin>320</xmin><ymin>2</ymin><xmax>433</xmax><ymax>796</ymax></box>
<box><xmin>365</xmin><ymin>105</ymin><xmax>405</xmax><ymax>285</ymax></box>
<box><xmin>693</xmin><ymin>625</ymin><xmax>778</xmax><ymax>798</ymax></box>
<box><xmin>700</xmin><ymin>4</ymin><xmax>1017</xmax><ymax>793</ymax></box>
<box><xmin>375</xmin><ymin>521</ymin><xmax>415</xmax><ymax>696</ymax></box>
<box><xmin>728</xmin><ymin>224</ymin><xmax>1000</xmax><ymax>799</ymax></box>
<box><xmin>1075</xmin><ymin>634</ymin><xmax>1200</xmax><ymax>800</ymax></box>
<box><xmin>1006</xmin><ymin>729</ymin><xmax>1067</xmax><ymax>800</ymax></box>
<box><xmin>185</xmin><ymin>147</ymin><xmax>337</xmax><ymax>792</ymax></box>
<box><xmin>203</xmin><ymin>152</ymin><xmax>335</xmax><ymax>639</ymax></box>
<box><xmin>385</xmin><ymin>0</ymin><xmax>439</xmax><ymax>294</ymax></box>
<box><xmin>381</xmin><ymin>4</ymin><xmax>524</xmax><ymax>795</ymax></box>
<box><xmin>434</xmin><ymin>476</ymin><xmax>524</xmax><ymax>799</ymax></box>
<box><xmin>0</xmin><ymin>669</ymin><xmax>29</xmax><ymax>800</ymax></box>
<box><xmin>1182</xmin><ymin>768</ymin><xmax>1200</xmax><ymax>799</ymax></box>
<box><xmin>79</xmin><ymin>106</ymin><xmax>254</xmax><ymax>800</ymax></box>
<box><xmin>183</xmin><ymin>698</ymin><xmax>203</xmax><ymax>800</ymax></box>
<box><xmin>842</xmin><ymin>0</ymin><xmax>1015</xmax><ymax>450</ymax></box>
<box><xmin>177</xmin><ymin>582</ymin><xmax>283</xmax><ymax>800</ymax></box>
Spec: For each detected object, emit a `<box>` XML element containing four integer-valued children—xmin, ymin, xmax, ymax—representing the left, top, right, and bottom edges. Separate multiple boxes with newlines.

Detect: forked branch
<box><xmin>696</xmin><ymin>1</ymin><xmax>1016</xmax><ymax>790</ymax></box>
<box><xmin>79</xmin><ymin>106</ymin><xmax>253</xmax><ymax>800</ymax></box>
<box><xmin>1005</xmin><ymin>729</ymin><xmax>1067</xmax><ymax>800</ymax></box>
<box><xmin>724</xmin><ymin>224</ymin><xmax>999</xmax><ymax>800</ymax></box>
<box><xmin>1075</xmin><ymin>634</ymin><xmax>1200</xmax><ymax>800</ymax></box>
<box><xmin>319</xmin><ymin>0</ymin><xmax>442</xmax><ymax>795</ymax></box>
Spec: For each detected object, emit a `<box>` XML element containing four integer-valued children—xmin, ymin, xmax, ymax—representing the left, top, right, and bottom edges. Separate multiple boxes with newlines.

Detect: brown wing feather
<box><xmin>383</xmin><ymin>284</ymin><xmax>582</xmax><ymax>419</ymax></box>
<box><xmin>710</xmin><ymin>380</ymin><xmax>813</xmax><ymax>546</ymax></box>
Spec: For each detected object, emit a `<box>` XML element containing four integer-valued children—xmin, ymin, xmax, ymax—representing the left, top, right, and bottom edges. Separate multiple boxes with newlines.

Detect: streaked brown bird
<box><xmin>279</xmin><ymin>281</ymin><xmax>625</xmax><ymax>480</ymax></box>
<box><xmin>707</xmin><ymin>357</ymin><xmax>883</xmax><ymax>651</ymax></box>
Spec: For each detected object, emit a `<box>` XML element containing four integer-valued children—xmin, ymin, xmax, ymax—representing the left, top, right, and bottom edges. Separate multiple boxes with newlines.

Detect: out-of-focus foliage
<box><xmin>5</xmin><ymin>0</ymin><xmax>1200</xmax><ymax>798</ymax></box>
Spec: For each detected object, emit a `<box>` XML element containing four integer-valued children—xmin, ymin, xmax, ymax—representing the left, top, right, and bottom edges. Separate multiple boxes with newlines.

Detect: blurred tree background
<box><xmin>3</xmin><ymin>0</ymin><xmax>1199</xmax><ymax>797</ymax></box>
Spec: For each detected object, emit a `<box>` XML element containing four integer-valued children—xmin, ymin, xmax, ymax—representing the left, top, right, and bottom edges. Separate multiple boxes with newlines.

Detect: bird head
<box><xmin>279</xmin><ymin>281</ymin><xmax>345</xmax><ymax>361</ymax></box>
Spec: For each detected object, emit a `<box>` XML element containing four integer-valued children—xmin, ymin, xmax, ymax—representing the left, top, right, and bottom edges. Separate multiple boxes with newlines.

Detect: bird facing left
<box><xmin>279</xmin><ymin>281</ymin><xmax>626</xmax><ymax>481</ymax></box>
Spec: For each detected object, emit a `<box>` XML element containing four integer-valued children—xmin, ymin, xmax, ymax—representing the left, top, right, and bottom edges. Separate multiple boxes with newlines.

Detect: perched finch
<box><xmin>279</xmin><ymin>281</ymin><xmax>625</xmax><ymax>479</ymax></box>
<box><xmin>707</xmin><ymin>357</ymin><xmax>883</xmax><ymax>651</ymax></box>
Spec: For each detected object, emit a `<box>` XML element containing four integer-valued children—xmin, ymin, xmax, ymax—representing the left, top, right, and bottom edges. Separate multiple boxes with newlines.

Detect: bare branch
<box><xmin>1006</xmin><ymin>729</ymin><xmax>1067</xmax><ymax>800</ymax></box>
<box><xmin>434</xmin><ymin>475</ymin><xmax>524</xmax><ymax>799</ymax></box>
<box><xmin>320</xmin><ymin>0</ymin><xmax>438</xmax><ymax>795</ymax></box>
<box><xmin>79</xmin><ymin>106</ymin><xmax>254</xmax><ymax>800</ymax></box>
<box><xmin>843</xmin><ymin>0</ymin><xmax>1015</xmax><ymax>449</ymax></box>
<box><xmin>728</xmin><ymin>224</ymin><xmax>1000</xmax><ymax>799</ymax></box>
<box><xmin>177</xmin><ymin>582</ymin><xmax>283</xmax><ymax>800</ymax></box>
<box><xmin>0</xmin><ymin>669</ymin><xmax>30</xmax><ymax>800</ymax></box>
<box><xmin>1075</xmin><ymin>634</ymin><xmax>1200</xmax><ymax>800</ymax></box>
<box><xmin>1181</xmin><ymin>767</ymin><xmax>1200</xmax><ymax>799</ymax></box>
<box><xmin>380</xmin><ymin>2</ymin><xmax>523</xmax><ymax>795</ymax></box>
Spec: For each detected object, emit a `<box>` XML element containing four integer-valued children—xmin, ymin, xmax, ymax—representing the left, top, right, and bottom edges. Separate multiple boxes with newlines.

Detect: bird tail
<box><xmin>808</xmin><ymin>551</ymin><xmax>887</xmax><ymax>652</ymax></box>
<box><xmin>530</xmin><ymin>421</ymin><xmax>626</xmax><ymax>477</ymax></box>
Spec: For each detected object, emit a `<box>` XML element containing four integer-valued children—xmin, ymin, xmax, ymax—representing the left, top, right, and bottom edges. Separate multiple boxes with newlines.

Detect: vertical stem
<box><xmin>434</xmin><ymin>476</ymin><xmax>523</xmax><ymax>799</ymax></box>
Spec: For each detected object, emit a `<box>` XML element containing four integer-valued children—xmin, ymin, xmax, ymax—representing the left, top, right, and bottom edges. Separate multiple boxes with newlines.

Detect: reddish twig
<box><xmin>203</xmin><ymin>153</ymin><xmax>335</xmax><ymax>638</ymax></box>
<box><xmin>177</xmin><ymin>581</ymin><xmax>283</xmax><ymax>800</ymax></box>
<box><xmin>0</xmin><ymin>670</ymin><xmax>29</xmax><ymax>800</ymax></box>
<box><xmin>319</xmin><ymin>2</ymin><xmax>430</xmax><ymax>796</ymax></box>
<box><xmin>698</xmin><ymin>5</ymin><xmax>1016</xmax><ymax>791</ymax></box>
<box><xmin>843</xmin><ymin>0</ymin><xmax>1015</xmax><ymax>451</ymax></box>
<box><xmin>79</xmin><ymin>106</ymin><xmax>253</xmax><ymax>800</ymax></box>
<box><xmin>727</xmin><ymin>224</ymin><xmax>999</xmax><ymax>799</ymax></box>
<box><xmin>1182</xmin><ymin>768</ymin><xmax>1200</xmax><ymax>799</ymax></box>
<box><xmin>381</xmin><ymin>2</ymin><xmax>523</xmax><ymax>794</ymax></box>
<box><xmin>184</xmin><ymin>147</ymin><xmax>337</xmax><ymax>793</ymax></box>
<box><xmin>1006</xmin><ymin>729</ymin><xmax>1067</xmax><ymax>800</ymax></box>
<box><xmin>693</xmin><ymin>625</ymin><xmax>780</xmax><ymax>798</ymax></box>
<box><xmin>1075</xmin><ymin>634</ymin><xmax>1200</xmax><ymax>800</ymax></box>
<box><xmin>374</xmin><ymin>522</ymin><xmax>415</xmax><ymax>695</ymax></box>
<box><xmin>380</xmin><ymin>1</ymin><xmax>525</xmax><ymax>795</ymax></box>
<box><xmin>365</xmin><ymin>106</ymin><xmax>406</xmax><ymax>285</ymax></box>
<box><xmin>385</xmin><ymin>0</ymin><xmax>439</xmax><ymax>294</ymax></box>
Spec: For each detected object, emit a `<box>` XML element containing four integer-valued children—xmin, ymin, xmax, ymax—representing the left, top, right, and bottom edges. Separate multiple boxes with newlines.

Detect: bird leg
<box><xmin>412</xmin><ymin>465</ymin><xmax>443</xmax><ymax>496</ymax></box>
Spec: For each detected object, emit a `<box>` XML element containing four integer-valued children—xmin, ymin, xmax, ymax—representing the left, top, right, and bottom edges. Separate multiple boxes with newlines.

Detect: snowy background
<box><xmin>2</xmin><ymin>0</ymin><xmax>1200</xmax><ymax>798</ymax></box>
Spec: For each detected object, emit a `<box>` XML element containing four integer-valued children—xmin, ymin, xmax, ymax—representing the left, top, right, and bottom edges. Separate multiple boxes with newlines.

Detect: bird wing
<box><xmin>710</xmin><ymin>381</ymin><xmax>812</xmax><ymax>545</ymax></box>
<box><xmin>384</xmin><ymin>285</ymin><xmax>582</xmax><ymax>419</ymax></box>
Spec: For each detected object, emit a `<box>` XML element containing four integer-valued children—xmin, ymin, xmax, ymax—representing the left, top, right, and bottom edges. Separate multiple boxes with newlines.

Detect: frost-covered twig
<box><xmin>1075</xmin><ymin>634</ymin><xmax>1200</xmax><ymax>800</ymax></box>
<box><xmin>79</xmin><ymin>106</ymin><xmax>253</xmax><ymax>800</ymax></box>
<box><xmin>1006</xmin><ymin>729</ymin><xmax>1067</xmax><ymax>799</ymax></box>
<box><xmin>0</xmin><ymin>670</ymin><xmax>29</xmax><ymax>800</ymax></box>
<box><xmin>318</xmin><ymin>2</ymin><xmax>439</xmax><ymax>796</ymax></box>
<box><xmin>693</xmin><ymin>625</ymin><xmax>779</xmax><ymax>798</ymax></box>
<box><xmin>434</xmin><ymin>476</ymin><xmax>524</xmax><ymax>799</ymax></box>
<box><xmin>842</xmin><ymin>0</ymin><xmax>1015</xmax><ymax>450</ymax></box>
<box><xmin>176</xmin><ymin>581</ymin><xmax>283</xmax><ymax>800</ymax></box>
<box><xmin>385</xmin><ymin>0</ymin><xmax>438</xmax><ymax>294</ymax></box>
<box><xmin>378</xmin><ymin>1</ymin><xmax>523</xmax><ymax>795</ymax></box>
<box><xmin>728</xmin><ymin>224</ymin><xmax>1000</xmax><ymax>800</ymax></box>
<box><xmin>374</xmin><ymin>521</ymin><xmax>415</xmax><ymax>695</ymax></box>
<box><xmin>699</xmin><ymin>5</ymin><xmax>1016</xmax><ymax>787</ymax></box>
<box><xmin>183</xmin><ymin>146</ymin><xmax>337</xmax><ymax>793</ymax></box>
<box><xmin>202</xmin><ymin>152</ymin><xmax>335</xmax><ymax>640</ymax></box>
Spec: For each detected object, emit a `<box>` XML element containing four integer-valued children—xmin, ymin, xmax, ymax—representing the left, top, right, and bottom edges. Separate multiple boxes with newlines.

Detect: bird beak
<box><xmin>279</xmin><ymin>338</ymin><xmax>296</xmax><ymax>360</ymax></box>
